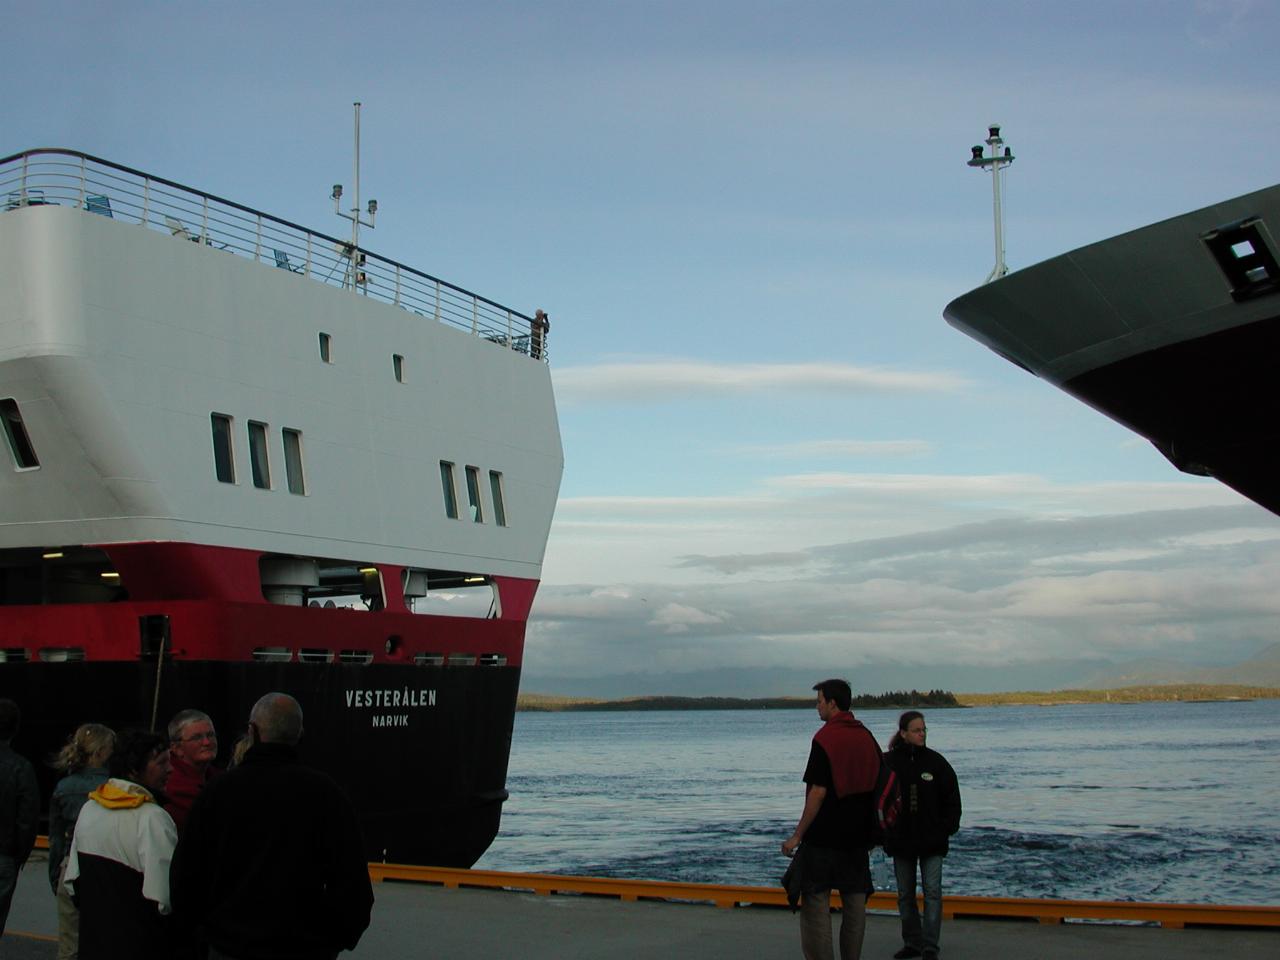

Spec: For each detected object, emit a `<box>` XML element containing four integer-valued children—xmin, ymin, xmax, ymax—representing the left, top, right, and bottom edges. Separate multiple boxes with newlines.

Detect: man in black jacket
<box><xmin>0</xmin><ymin>698</ymin><xmax>39</xmax><ymax>936</ymax></box>
<box><xmin>170</xmin><ymin>692</ymin><xmax>373</xmax><ymax>960</ymax></box>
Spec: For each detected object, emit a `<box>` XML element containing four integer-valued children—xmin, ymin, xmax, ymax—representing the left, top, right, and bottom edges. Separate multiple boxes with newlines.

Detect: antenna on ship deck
<box><xmin>331</xmin><ymin>101</ymin><xmax>378</xmax><ymax>290</ymax></box>
<box><xmin>967</xmin><ymin>123</ymin><xmax>1014</xmax><ymax>283</ymax></box>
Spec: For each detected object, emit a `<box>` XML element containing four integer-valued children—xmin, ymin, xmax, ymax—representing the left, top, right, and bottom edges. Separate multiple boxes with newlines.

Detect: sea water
<box><xmin>475</xmin><ymin>699</ymin><xmax>1280</xmax><ymax>905</ymax></box>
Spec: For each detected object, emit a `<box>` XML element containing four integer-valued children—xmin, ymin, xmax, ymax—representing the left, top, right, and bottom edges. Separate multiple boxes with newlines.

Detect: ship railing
<box><xmin>0</xmin><ymin>148</ymin><xmax>546</xmax><ymax>361</ymax></box>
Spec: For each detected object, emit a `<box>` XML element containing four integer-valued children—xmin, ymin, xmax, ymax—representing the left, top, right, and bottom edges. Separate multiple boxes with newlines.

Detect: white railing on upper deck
<box><xmin>0</xmin><ymin>148</ymin><xmax>548</xmax><ymax>361</ymax></box>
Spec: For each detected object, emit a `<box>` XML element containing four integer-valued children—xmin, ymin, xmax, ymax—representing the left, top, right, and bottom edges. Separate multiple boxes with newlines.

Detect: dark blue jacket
<box><xmin>884</xmin><ymin>743</ymin><xmax>961</xmax><ymax>858</ymax></box>
<box><xmin>0</xmin><ymin>741</ymin><xmax>39</xmax><ymax>864</ymax></box>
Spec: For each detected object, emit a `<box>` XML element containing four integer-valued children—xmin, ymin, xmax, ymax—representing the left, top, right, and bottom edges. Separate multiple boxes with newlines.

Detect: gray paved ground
<box><xmin>5</xmin><ymin>857</ymin><xmax>1276</xmax><ymax>958</ymax></box>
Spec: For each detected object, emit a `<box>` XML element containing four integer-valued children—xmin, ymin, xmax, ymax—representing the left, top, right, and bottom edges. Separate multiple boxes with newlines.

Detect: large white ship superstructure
<box><xmin>0</xmin><ymin>147</ymin><xmax>563</xmax><ymax>866</ymax></box>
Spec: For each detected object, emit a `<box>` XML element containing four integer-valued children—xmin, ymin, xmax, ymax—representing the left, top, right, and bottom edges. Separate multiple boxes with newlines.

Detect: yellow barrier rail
<box><xmin>35</xmin><ymin>837</ymin><xmax>1280</xmax><ymax>930</ymax></box>
<box><xmin>367</xmin><ymin>863</ymin><xmax>1280</xmax><ymax>930</ymax></box>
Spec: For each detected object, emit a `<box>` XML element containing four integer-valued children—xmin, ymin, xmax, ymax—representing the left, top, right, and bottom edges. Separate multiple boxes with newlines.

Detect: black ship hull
<box><xmin>1</xmin><ymin>659</ymin><xmax>520</xmax><ymax>867</ymax></box>
<box><xmin>1062</xmin><ymin>311</ymin><xmax>1280</xmax><ymax>516</ymax></box>
<box><xmin>946</xmin><ymin>182</ymin><xmax>1280</xmax><ymax>514</ymax></box>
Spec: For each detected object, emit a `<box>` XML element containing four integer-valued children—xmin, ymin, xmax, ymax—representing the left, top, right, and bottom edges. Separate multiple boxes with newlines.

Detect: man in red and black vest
<box><xmin>782</xmin><ymin>678</ymin><xmax>880</xmax><ymax>960</ymax></box>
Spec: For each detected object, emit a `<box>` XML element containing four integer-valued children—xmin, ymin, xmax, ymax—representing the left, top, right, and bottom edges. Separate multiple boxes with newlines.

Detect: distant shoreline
<box><xmin>956</xmin><ymin>683</ymin><xmax>1279</xmax><ymax>707</ymax></box>
<box><xmin>517</xmin><ymin>692</ymin><xmax>958</xmax><ymax>712</ymax></box>
<box><xmin>516</xmin><ymin>683</ymin><xmax>1280</xmax><ymax>712</ymax></box>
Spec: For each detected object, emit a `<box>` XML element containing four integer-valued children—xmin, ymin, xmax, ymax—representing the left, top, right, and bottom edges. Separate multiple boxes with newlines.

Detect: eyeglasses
<box><xmin>907</xmin><ymin>726</ymin><xmax>927</xmax><ymax>734</ymax></box>
<box><xmin>179</xmin><ymin>731</ymin><xmax>217</xmax><ymax>743</ymax></box>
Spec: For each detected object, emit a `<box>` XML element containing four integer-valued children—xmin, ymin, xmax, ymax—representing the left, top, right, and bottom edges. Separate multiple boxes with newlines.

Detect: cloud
<box><xmin>543</xmin><ymin>475</ymin><xmax>1252</xmax><ymax>593</ymax></box>
<box><xmin>551</xmin><ymin>475</ymin><xmax>1241</xmax><ymax>536</ymax></box>
<box><xmin>553</xmin><ymin>360</ymin><xmax>969</xmax><ymax>405</ymax></box>
<box><xmin>649</xmin><ymin>602</ymin><xmax>725</xmax><ymax>634</ymax></box>
<box><xmin>673</xmin><ymin>551</ymin><xmax>812</xmax><ymax>575</ymax></box>
<box><xmin>758</xmin><ymin>474</ymin><xmax>1242</xmax><ymax>514</ymax></box>
<box><xmin>1187</xmin><ymin>0</ymin><xmax>1258</xmax><ymax>46</ymax></box>
<box><xmin>768</xmin><ymin>472</ymin><xmax>1043</xmax><ymax>494</ymax></box>
<box><xmin>557</xmin><ymin>494</ymin><xmax>777</xmax><ymax>516</ymax></box>
<box><xmin>528</xmin><ymin>504</ymin><xmax>1280</xmax><ymax>688</ymax></box>
<box><xmin>727</xmin><ymin>439</ymin><xmax>934</xmax><ymax>459</ymax></box>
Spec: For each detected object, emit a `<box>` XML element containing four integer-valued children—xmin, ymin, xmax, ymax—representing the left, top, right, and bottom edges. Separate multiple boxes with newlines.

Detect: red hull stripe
<box><xmin>4</xmin><ymin>541</ymin><xmax>536</xmax><ymax>666</ymax></box>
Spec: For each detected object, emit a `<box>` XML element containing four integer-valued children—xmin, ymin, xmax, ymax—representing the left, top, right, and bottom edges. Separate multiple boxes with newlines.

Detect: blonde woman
<box><xmin>48</xmin><ymin>723</ymin><xmax>115</xmax><ymax>960</ymax></box>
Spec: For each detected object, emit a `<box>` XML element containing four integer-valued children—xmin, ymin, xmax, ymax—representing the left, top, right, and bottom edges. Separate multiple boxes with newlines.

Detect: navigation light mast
<box><xmin>967</xmin><ymin>124</ymin><xmax>1014</xmax><ymax>283</ymax></box>
<box><xmin>330</xmin><ymin>102</ymin><xmax>378</xmax><ymax>290</ymax></box>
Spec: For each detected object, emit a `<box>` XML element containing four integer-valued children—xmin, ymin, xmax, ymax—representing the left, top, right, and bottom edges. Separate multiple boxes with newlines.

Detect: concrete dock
<box><xmin>4</xmin><ymin>857</ymin><xmax>1275</xmax><ymax>959</ymax></box>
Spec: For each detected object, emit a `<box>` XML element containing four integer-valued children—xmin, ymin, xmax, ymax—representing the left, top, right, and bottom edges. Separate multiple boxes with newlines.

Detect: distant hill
<box><xmin>522</xmin><ymin>643</ymin><xmax>1280</xmax><ymax>699</ymax></box>
<box><xmin>517</xmin><ymin>690</ymin><xmax>960</xmax><ymax>712</ymax></box>
<box><xmin>517</xmin><ymin>685</ymin><xmax>1280</xmax><ymax>711</ymax></box>
<box><xmin>1079</xmin><ymin>641</ymin><xmax>1280</xmax><ymax>688</ymax></box>
<box><xmin>957</xmin><ymin>684</ymin><xmax>1280</xmax><ymax>706</ymax></box>
<box><xmin>520</xmin><ymin>660</ymin><xmax>1111</xmax><ymax>699</ymax></box>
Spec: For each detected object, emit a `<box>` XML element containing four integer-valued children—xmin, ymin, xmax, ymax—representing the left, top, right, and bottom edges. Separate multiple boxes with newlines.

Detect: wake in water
<box><xmin>944</xmin><ymin>825</ymin><xmax>1270</xmax><ymax>904</ymax></box>
<box><xmin>480</xmin><ymin>701</ymin><xmax>1280</xmax><ymax>904</ymax></box>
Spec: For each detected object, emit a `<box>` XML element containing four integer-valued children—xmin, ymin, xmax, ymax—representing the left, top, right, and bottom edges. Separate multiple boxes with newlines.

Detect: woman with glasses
<box><xmin>884</xmin><ymin>711</ymin><xmax>962</xmax><ymax>960</ymax></box>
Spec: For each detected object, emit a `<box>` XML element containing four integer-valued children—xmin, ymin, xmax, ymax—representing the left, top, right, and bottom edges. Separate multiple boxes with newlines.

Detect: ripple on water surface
<box><xmin>477</xmin><ymin>701</ymin><xmax>1280</xmax><ymax>904</ymax></box>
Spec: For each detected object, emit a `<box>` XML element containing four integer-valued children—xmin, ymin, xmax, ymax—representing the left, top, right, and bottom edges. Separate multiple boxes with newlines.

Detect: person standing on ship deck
<box><xmin>0</xmin><ymin>698</ymin><xmax>40</xmax><ymax>936</ymax></box>
<box><xmin>781</xmin><ymin>679</ymin><xmax>880</xmax><ymax>960</ymax></box>
<box><xmin>164</xmin><ymin>709</ymin><xmax>221</xmax><ymax>832</ymax></box>
<box><xmin>170</xmin><ymin>692</ymin><xmax>373</xmax><ymax>960</ymax></box>
<box><xmin>884</xmin><ymin>711</ymin><xmax>961</xmax><ymax>960</ymax></box>
<box><xmin>531</xmin><ymin>308</ymin><xmax>550</xmax><ymax>359</ymax></box>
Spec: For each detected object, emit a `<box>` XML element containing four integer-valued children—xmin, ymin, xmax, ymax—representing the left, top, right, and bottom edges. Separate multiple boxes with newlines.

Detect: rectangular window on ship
<box><xmin>440</xmin><ymin>461</ymin><xmax>459</xmax><ymax>519</ymax></box>
<box><xmin>465</xmin><ymin>465</ymin><xmax>484</xmax><ymax>523</ymax></box>
<box><xmin>489</xmin><ymin>470</ymin><xmax>507</xmax><ymax>527</ymax></box>
<box><xmin>249</xmin><ymin>421</ymin><xmax>271</xmax><ymax>489</ymax></box>
<box><xmin>283</xmin><ymin>428</ymin><xmax>305</xmax><ymax>495</ymax></box>
<box><xmin>1</xmin><ymin>398</ymin><xmax>40</xmax><ymax>470</ymax></box>
<box><xmin>211</xmin><ymin>413</ymin><xmax>235</xmax><ymax>483</ymax></box>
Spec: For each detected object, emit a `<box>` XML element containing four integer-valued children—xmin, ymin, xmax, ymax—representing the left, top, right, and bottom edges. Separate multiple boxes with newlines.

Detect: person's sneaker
<box><xmin>893</xmin><ymin>949</ymin><xmax>922</xmax><ymax>959</ymax></box>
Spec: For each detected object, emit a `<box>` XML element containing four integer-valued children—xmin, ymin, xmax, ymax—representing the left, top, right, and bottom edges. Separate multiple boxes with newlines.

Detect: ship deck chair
<box><xmin>273</xmin><ymin>249</ymin><xmax>304</xmax><ymax>273</ymax></box>
<box><xmin>85</xmin><ymin>194</ymin><xmax>113</xmax><ymax>218</ymax></box>
<box><xmin>5</xmin><ymin>189</ymin><xmax>46</xmax><ymax>210</ymax></box>
<box><xmin>164</xmin><ymin>215</ymin><xmax>193</xmax><ymax>241</ymax></box>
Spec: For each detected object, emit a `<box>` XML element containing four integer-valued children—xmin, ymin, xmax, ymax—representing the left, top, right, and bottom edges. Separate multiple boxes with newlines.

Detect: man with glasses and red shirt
<box><xmin>164</xmin><ymin>710</ymin><xmax>221</xmax><ymax>832</ymax></box>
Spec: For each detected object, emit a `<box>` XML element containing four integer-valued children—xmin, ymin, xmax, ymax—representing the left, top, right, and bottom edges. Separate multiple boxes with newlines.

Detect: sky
<box><xmin>6</xmin><ymin>0</ymin><xmax>1280</xmax><ymax>695</ymax></box>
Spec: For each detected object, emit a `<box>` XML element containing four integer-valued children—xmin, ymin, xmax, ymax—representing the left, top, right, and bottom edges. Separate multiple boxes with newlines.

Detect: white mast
<box><xmin>967</xmin><ymin>124</ymin><xmax>1014</xmax><ymax>283</ymax></box>
<box><xmin>330</xmin><ymin>102</ymin><xmax>378</xmax><ymax>289</ymax></box>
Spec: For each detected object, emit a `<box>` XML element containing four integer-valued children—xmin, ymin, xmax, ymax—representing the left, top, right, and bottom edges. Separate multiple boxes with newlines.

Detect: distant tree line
<box><xmin>518</xmin><ymin>685</ymin><xmax>1280</xmax><ymax>712</ymax></box>
<box><xmin>852</xmin><ymin>690</ymin><xmax>959</xmax><ymax>708</ymax></box>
